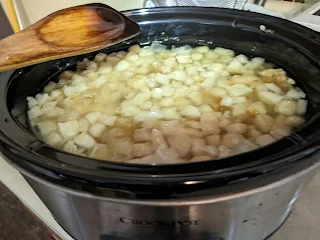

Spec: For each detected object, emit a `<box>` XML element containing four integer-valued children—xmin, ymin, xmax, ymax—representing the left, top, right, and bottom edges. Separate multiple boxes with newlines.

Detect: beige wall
<box><xmin>2</xmin><ymin>0</ymin><xmax>145</xmax><ymax>29</ymax></box>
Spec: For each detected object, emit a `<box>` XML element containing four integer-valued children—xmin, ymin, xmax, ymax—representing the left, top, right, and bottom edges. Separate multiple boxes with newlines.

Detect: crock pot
<box><xmin>1</xmin><ymin>6</ymin><xmax>320</xmax><ymax>240</ymax></box>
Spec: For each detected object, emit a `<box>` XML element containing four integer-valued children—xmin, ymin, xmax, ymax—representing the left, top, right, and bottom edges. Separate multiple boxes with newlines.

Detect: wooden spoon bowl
<box><xmin>0</xmin><ymin>3</ymin><xmax>140</xmax><ymax>72</ymax></box>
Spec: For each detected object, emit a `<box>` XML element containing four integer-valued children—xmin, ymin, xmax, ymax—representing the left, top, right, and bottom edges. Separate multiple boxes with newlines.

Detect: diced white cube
<box><xmin>86</xmin><ymin>112</ymin><xmax>102</xmax><ymax>124</ymax></box>
<box><xmin>37</xmin><ymin>121</ymin><xmax>57</xmax><ymax>135</ymax></box>
<box><xmin>161</xmin><ymin>85</ymin><xmax>175</xmax><ymax>97</ymax></box>
<box><xmin>27</xmin><ymin>106</ymin><xmax>42</xmax><ymax>119</ymax></box>
<box><xmin>163</xmin><ymin>57</ymin><xmax>178</xmax><ymax>67</ymax></box>
<box><xmin>134</xmin><ymin>111</ymin><xmax>152</xmax><ymax>122</ymax></box>
<box><xmin>287</xmin><ymin>88</ymin><xmax>306</xmax><ymax>99</ymax></box>
<box><xmin>250</xmin><ymin>57</ymin><xmax>265</xmax><ymax>68</ymax></box>
<box><xmin>211</xmin><ymin>87</ymin><xmax>228</xmax><ymax>98</ymax></box>
<box><xmin>155</xmin><ymin>73</ymin><xmax>170</xmax><ymax>85</ymax></box>
<box><xmin>62</xmin><ymin>141</ymin><xmax>78</xmax><ymax>154</ymax></box>
<box><xmin>199</xmin><ymin>104</ymin><xmax>213</xmax><ymax>113</ymax></box>
<box><xmin>195</xmin><ymin>46</ymin><xmax>209</xmax><ymax>53</ymax></box>
<box><xmin>99</xmin><ymin>115</ymin><xmax>117</xmax><ymax>126</ymax></box>
<box><xmin>58</xmin><ymin>121</ymin><xmax>79</xmax><ymax>140</ymax></box>
<box><xmin>265</xmin><ymin>83</ymin><xmax>283</xmax><ymax>95</ymax></box>
<box><xmin>41</xmin><ymin>101</ymin><xmax>57</xmax><ymax>114</ymax></box>
<box><xmin>92</xmin><ymin>76</ymin><xmax>106</xmax><ymax>88</ymax></box>
<box><xmin>122</xmin><ymin>106</ymin><xmax>140</xmax><ymax>117</ymax></box>
<box><xmin>187</xmin><ymin>92</ymin><xmax>203</xmax><ymax>106</ymax></box>
<box><xmin>63</xmin><ymin>86</ymin><xmax>77</xmax><ymax>97</ymax></box>
<box><xmin>176</xmin><ymin>55</ymin><xmax>192</xmax><ymax>64</ymax></box>
<box><xmin>134</xmin><ymin>110</ymin><xmax>164</xmax><ymax>122</ymax></box>
<box><xmin>45</xmin><ymin>131</ymin><xmax>64</xmax><ymax>148</ymax></box>
<box><xmin>74</xmin><ymin>83</ymin><xmax>87</xmax><ymax>93</ymax></box>
<box><xmin>74</xmin><ymin>133</ymin><xmax>96</xmax><ymax>149</ymax></box>
<box><xmin>114</xmin><ymin>60</ymin><xmax>130</xmax><ymax>71</ymax></box>
<box><xmin>213</xmin><ymin>47</ymin><xmax>235</xmax><ymax>57</ymax></box>
<box><xmin>50</xmin><ymin>90</ymin><xmax>62</xmax><ymax>99</ymax></box>
<box><xmin>227</xmin><ymin>59</ymin><xmax>244</xmax><ymax>74</ymax></box>
<box><xmin>191</xmin><ymin>52</ymin><xmax>203</xmax><ymax>61</ymax></box>
<box><xmin>235</xmin><ymin>54</ymin><xmax>249</xmax><ymax>64</ymax></box>
<box><xmin>258</xmin><ymin>92</ymin><xmax>283</xmax><ymax>105</ymax></box>
<box><xmin>216</xmin><ymin>79</ymin><xmax>230</xmax><ymax>89</ymax></box>
<box><xmin>163</xmin><ymin>107</ymin><xmax>181</xmax><ymax>120</ymax></box>
<box><xmin>170</xmin><ymin>71</ymin><xmax>186</xmax><ymax>82</ymax></box>
<box><xmin>200</xmin><ymin>71</ymin><xmax>217</xmax><ymax>79</ymax></box>
<box><xmin>256</xmin><ymin>134</ymin><xmax>276</xmax><ymax>147</ymax></box>
<box><xmin>125</xmin><ymin>52</ymin><xmax>140</xmax><ymax>62</ymax></box>
<box><xmin>232</xmin><ymin>104</ymin><xmax>246</xmax><ymax>116</ymax></box>
<box><xmin>27</xmin><ymin>97</ymin><xmax>38</xmax><ymax>108</ymax></box>
<box><xmin>94</xmin><ymin>53</ymin><xmax>107</xmax><ymax>62</ymax></box>
<box><xmin>43</xmin><ymin>82</ymin><xmax>57</xmax><ymax>93</ymax></box>
<box><xmin>159</xmin><ymin>98</ymin><xmax>175</xmax><ymax>108</ymax></box>
<box><xmin>36</xmin><ymin>93</ymin><xmax>50</xmax><ymax>106</ymax></box>
<box><xmin>297</xmin><ymin>99</ymin><xmax>307</xmax><ymax>116</ymax></box>
<box><xmin>200</xmin><ymin>78</ymin><xmax>216</xmax><ymax>88</ymax></box>
<box><xmin>89</xmin><ymin>123</ymin><xmax>106</xmax><ymax>138</ymax></box>
<box><xmin>220</xmin><ymin>97</ymin><xmax>234</xmax><ymax>107</ymax></box>
<box><xmin>180</xmin><ymin>105</ymin><xmax>201</xmax><ymax>119</ymax></box>
<box><xmin>97</xmin><ymin>62</ymin><xmax>112</xmax><ymax>74</ymax></box>
<box><xmin>152</xmin><ymin>88</ymin><xmax>163</xmax><ymax>99</ymax></box>
<box><xmin>141</xmin><ymin>101</ymin><xmax>153</xmax><ymax>110</ymax></box>
<box><xmin>78</xmin><ymin>119</ymin><xmax>90</xmax><ymax>132</ymax></box>
<box><xmin>228</xmin><ymin>84</ymin><xmax>253</xmax><ymax>97</ymax></box>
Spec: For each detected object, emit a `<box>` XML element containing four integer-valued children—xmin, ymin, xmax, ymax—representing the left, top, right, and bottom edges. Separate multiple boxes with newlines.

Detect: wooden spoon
<box><xmin>0</xmin><ymin>3</ymin><xmax>140</xmax><ymax>72</ymax></box>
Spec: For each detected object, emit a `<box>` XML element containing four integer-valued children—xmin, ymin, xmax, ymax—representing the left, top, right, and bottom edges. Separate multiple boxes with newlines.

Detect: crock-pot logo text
<box><xmin>120</xmin><ymin>217</ymin><xmax>200</xmax><ymax>227</ymax></box>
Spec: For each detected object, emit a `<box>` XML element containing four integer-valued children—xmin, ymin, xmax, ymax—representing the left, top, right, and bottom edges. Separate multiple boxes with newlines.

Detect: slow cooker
<box><xmin>1</xmin><ymin>6</ymin><xmax>320</xmax><ymax>240</ymax></box>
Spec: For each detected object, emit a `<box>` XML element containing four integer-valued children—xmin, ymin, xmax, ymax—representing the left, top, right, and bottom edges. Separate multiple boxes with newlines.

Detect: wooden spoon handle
<box><xmin>0</xmin><ymin>4</ymin><xmax>138</xmax><ymax>72</ymax></box>
<box><xmin>0</xmin><ymin>26</ymin><xmax>118</xmax><ymax>72</ymax></box>
<box><xmin>0</xmin><ymin>29</ymin><xmax>59</xmax><ymax>71</ymax></box>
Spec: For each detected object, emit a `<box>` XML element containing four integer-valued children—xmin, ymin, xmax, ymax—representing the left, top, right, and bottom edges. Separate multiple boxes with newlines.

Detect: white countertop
<box><xmin>0</xmin><ymin>156</ymin><xmax>73</xmax><ymax>240</ymax></box>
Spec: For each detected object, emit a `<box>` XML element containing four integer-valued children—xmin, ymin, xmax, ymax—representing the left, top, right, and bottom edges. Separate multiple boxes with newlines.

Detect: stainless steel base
<box><xmin>21</xmin><ymin>162</ymin><xmax>320</xmax><ymax>240</ymax></box>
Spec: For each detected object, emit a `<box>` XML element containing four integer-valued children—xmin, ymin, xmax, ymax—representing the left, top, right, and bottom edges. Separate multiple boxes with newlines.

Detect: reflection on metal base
<box><xmin>264</xmin><ymin>210</ymin><xmax>292</xmax><ymax>240</ymax></box>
